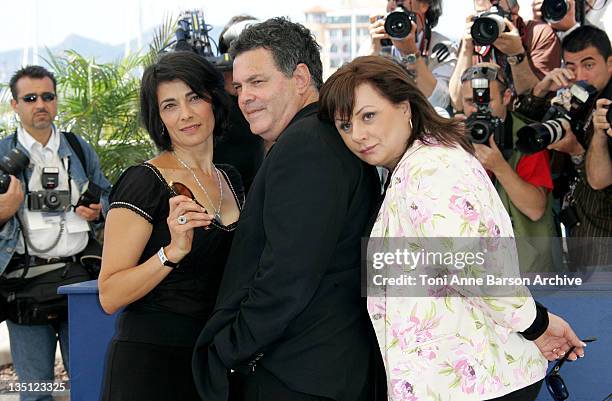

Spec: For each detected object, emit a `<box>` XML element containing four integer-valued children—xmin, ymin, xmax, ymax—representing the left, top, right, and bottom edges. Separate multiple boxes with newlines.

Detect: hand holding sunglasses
<box><xmin>164</xmin><ymin>182</ymin><xmax>216</xmax><ymax>263</ymax></box>
<box><xmin>545</xmin><ymin>336</ymin><xmax>597</xmax><ymax>401</ymax></box>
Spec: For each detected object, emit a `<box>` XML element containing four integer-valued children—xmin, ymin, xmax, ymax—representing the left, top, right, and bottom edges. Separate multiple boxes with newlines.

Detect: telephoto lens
<box><xmin>542</xmin><ymin>0</ymin><xmax>569</xmax><ymax>23</ymax></box>
<box><xmin>516</xmin><ymin>119</ymin><xmax>566</xmax><ymax>154</ymax></box>
<box><xmin>471</xmin><ymin>10</ymin><xmax>506</xmax><ymax>46</ymax></box>
<box><xmin>0</xmin><ymin>148</ymin><xmax>30</xmax><ymax>194</ymax></box>
<box><xmin>384</xmin><ymin>8</ymin><xmax>417</xmax><ymax>39</ymax></box>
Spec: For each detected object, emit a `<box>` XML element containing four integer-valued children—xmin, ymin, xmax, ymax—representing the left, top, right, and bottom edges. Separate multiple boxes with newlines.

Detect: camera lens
<box><xmin>470</xmin><ymin>121</ymin><xmax>492</xmax><ymax>144</ymax></box>
<box><xmin>0</xmin><ymin>148</ymin><xmax>30</xmax><ymax>176</ymax></box>
<box><xmin>542</xmin><ymin>0</ymin><xmax>569</xmax><ymax>23</ymax></box>
<box><xmin>384</xmin><ymin>9</ymin><xmax>413</xmax><ymax>39</ymax></box>
<box><xmin>516</xmin><ymin>119</ymin><xmax>566</xmax><ymax>154</ymax></box>
<box><xmin>0</xmin><ymin>173</ymin><xmax>11</xmax><ymax>194</ymax></box>
<box><xmin>471</xmin><ymin>15</ymin><xmax>504</xmax><ymax>46</ymax></box>
<box><xmin>45</xmin><ymin>191</ymin><xmax>61</xmax><ymax>210</ymax></box>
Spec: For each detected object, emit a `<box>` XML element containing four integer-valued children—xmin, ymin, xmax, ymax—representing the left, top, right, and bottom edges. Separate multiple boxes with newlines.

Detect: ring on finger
<box><xmin>177</xmin><ymin>215</ymin><xmax>188</xmax><ymax>225</ymax></box>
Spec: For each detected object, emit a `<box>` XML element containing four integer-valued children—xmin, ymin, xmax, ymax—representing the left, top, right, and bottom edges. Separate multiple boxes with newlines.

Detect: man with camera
<box><xmin>0</xmin><ymin>65</ymin><xmax>111</xmax><ymax>401</ymax></box>
<box><xmin>366</xmin><ymin>0</ymin><xmax>456</xmax><ymax>111</ymax></box>
<box><xmin>532</xmin><ymin>0</ymin><xmax>611</xmax><ymax>39</ymax></box>
<box><xmin>449</xmin><ymin>0</ymin><xmax>561</xmax><ymax>112</ymax></box>
<box><xmin>516</xmin><ymin>25</ymin><xmax>611</xmax><ymax>269</ymax></box>
<box><xmin>460</xmin><ymin>62</ymin><xmax>556</xmax><ymax>272</ymax></box>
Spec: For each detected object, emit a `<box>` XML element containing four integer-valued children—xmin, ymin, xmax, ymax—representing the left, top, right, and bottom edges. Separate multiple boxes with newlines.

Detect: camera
<box><xmin>471</xmin><ymin>6</ymin><xmax>510</xmax><ymax>46</ymax></box>
<box><xmin>462</xmin><ymin>66</ymin><xmax>509</xmax><ymax>152</ymax></box>
<box><xmin>542</xmin><ymin>0</ymin><xmax>569</xmax><ymax>23</ymax></box>
<box><xmin>173</xmin><ymin>10</ymin><xmax>233</xmax><ymax>71</ymax></box>
<box><xmin>516</xmin><ymin>81</ymin><xmax>598</xmax><ymax>154</ymax></box>
<box><xmin>75</xmin><ymin>181</ymin><xmax>102</xmax><ymax>208</ymax></box>
<box><xmin>0</xmin><ymin>148</ymin><xmax>29</xmax><ymax>194</ymax></box>
<box><xmin>27</xmin><ymin>167</ymin><xmax>71</xmax><ymax>212</ymax></box>
<box><xmin>384</xmin><ymin>7</ymin><xmax>418</xmax><ymax>39</ymax></box>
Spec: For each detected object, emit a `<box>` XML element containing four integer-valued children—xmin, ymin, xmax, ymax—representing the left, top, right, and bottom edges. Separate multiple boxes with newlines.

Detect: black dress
<box><xmin>100</xmin><ymin>162</ymin><xmax>244</xmax><ymax>401</ymax></box>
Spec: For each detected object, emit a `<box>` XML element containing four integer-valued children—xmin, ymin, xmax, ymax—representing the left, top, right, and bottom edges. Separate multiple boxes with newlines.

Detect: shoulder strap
<box><xmin>63</xmin><ymin>131</ymin><xmax>88</xmax><ymax>173</ymax></box>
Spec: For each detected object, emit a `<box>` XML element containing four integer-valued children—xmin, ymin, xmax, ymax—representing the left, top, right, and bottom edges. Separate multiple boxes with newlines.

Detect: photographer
<box><xmin>516</xmin><ymin>25</ymin><xmax>611</xmax><ymax>269</ymax></box>
<box><xmin>366</xmin><ymin>0</ymin><xmax>456</xmax><ymax>111</ymax></box>
<box><xmin>532</xmin><ymin>0</ymin><xmax>611</xmax><ymax>39</ymax></box>
<box><xmin>449</xmin><ymin>0</ymin><xmax>561</xmax><ymax>111</ymax></box>
<box><xmin>460</xmin><ymin>62</ymin><xmax>556</xmax><ymax>272</ymax></box>
<box><xmin>213</xmin><ymin>15</ymin><xmax>265</xmax><ymax>192</ymax></box>
<box><xmin>587</xmin><ymin>98</ymin><xmax>612</xmax><ymax>189</ymax></box>
<box><xmin>0</xmin><ymin>66</ymin><xmax>111</xmax><ymax>401</ymax></box>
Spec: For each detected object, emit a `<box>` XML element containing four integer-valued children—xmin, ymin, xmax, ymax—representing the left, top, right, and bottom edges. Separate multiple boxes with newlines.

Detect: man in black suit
<box><xmin>192</xmin><ymin>17</ymin><xmax>380</xmax><ymax>401</ymax></box>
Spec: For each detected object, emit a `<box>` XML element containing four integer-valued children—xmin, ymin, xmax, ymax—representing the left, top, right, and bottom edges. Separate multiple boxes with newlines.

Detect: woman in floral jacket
<box><xmin>319</xmin><ymin>56</ymin><xmax>584</xmax><ymax>401</ymax></box>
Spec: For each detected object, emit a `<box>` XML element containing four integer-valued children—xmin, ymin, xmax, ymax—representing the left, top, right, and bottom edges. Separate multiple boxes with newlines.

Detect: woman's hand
<box><xmin>164</xmin><ymin>195</ymin><xmax>215</xmax><ymax>263</ymax></box>
<box><xmin>534</xmin><ymin>312</ymin><xmax>586</xmax><ymax>361</ymax></box>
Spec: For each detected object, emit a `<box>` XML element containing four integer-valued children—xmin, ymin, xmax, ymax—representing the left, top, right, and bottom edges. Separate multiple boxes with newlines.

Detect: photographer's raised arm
<box><xmin>0</xmin><ymin>176</ymin><xmax>24</xmax><ymax>225</ymax></box>
<box><xmin>586</xmin><ymin>98</ymin><xmax>612</xmax><ymax>189</ymax></box>
<box><xmin>449</xmin><ymin>15</ymin><xmax>476</xmax><ymax>111</ymax></box>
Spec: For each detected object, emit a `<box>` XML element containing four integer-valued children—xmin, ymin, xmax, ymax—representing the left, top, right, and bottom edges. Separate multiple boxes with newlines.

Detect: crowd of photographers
<box><xmin>369</xmin><ymin>0</ymin><xmax>611</xmax><ymax>272</ymax></box>
<box><xmin>0</xmin><ymin>0</ymin><xmax>609</xmax><ymax>400</ymax></box>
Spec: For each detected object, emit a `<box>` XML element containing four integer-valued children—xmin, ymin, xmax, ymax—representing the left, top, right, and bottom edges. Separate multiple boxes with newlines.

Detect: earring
<box><xmin>408</xmin><ymin>118</ymin><xmax>413</xmax><ymax>131</ymax></box>
<box><xmin>161</xmin><ymin>124</ymin><xmax>167</xmax><ymax>137</ymax></box>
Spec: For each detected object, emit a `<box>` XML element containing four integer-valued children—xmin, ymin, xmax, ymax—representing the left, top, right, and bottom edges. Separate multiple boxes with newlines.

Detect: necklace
<box><xmin>172</xmin><ymin>151</ymin><xmax>223</xmax><ymax>225</ymax></box>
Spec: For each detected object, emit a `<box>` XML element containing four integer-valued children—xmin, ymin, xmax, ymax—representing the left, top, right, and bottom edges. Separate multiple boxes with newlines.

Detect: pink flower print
<box><xmin>449</xmin><ymin>195</ymin><xmax>480</xmax><ymax>223</ymax></box>
<box><xmin>391</xmin><ymin>379</ymin><xmax>418</xmax><ymax>401</ymax></box>
<box><xmin>408</xmin><ymin>199</ymin><xmax>432</xmax><ymax>227</ymax></box>
<box><xmin>486</xmin><ymin>219</ymin><xmax>501</xmax><ymax>237</ymax></box>
<box><xmin>390</xmin><ymin>315</ymin><xmax>439</xmax><ymax>350</ymax></box>
<box><xmin>453</xmin><ymin>358</ymin><xmax>477</xmax><ymax>394</ymax></box>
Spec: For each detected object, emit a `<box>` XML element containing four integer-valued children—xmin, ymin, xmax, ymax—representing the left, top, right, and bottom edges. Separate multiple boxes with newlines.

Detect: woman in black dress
<box><xmin>98</xmin><ymin>51</ymin><xmax>243</xmax><ymax>401</ymax></box>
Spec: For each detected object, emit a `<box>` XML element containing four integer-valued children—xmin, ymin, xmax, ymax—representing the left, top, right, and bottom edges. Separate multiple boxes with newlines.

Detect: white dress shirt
<box><xmin>16</xmin><ymin>125</ymin><xmax>89</xmax><ymax>258</ymax></box>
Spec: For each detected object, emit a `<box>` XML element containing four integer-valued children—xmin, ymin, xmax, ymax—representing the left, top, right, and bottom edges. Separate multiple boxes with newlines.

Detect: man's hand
<box><xmin>547</xmin><ymin>122</ymin><xmax>585</xmax><ymax>156</ymax></box>
<box><xmin>0</xmin><ymin>175</ymin><xmax>24</xmax><ymax>224</ymax></box>
<box><xmin>75</xmin><ymin>202</ymin><xmax>102</xmax><ymax>222</ymax></box>
<box><xmin>533</xmin><ymin>68</ymin><xmax>575</xmax><ymax>97</ymax></box>
<box><xmin>368</xmin><ymin>15</ymin><xmax>388</xmax><ymax>55</ymax></box>
<box><xmin>474</xmin><ymin>135</ymin><xmax>507</xmax><ymax>174</ymax></box>
<box><xmin>462</xmin><ymin>13</ymin><xmax>476</xmax><ymax>53</ymax></box>
<box><xmin>534</xmin><ymin>312</ymin><xmax>586</xmax><ymax>361</ymax></box>
<box><xmin>494</xmin><ymin>18</ymin><xmax>525</xmax><ymax>57</ymax></box>
<box><xmin>592</xmin><ymin>98</ymin><xmax>612</xmax><ymax>139</ymax></box>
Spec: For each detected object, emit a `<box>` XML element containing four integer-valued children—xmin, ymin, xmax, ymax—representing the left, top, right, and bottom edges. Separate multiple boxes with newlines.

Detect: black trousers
<box><xmin>229</xmin><ymin>366</ymin><xmax>335</xmax><ymax>401</ymax></box>
<box><xmin>485</xmin><ymin>380</ymin><xmax>544</xmax><ymax>401</ymax></box>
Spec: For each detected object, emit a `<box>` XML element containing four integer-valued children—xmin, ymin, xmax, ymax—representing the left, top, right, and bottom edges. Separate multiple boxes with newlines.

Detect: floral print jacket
<box><xmin>369</xmin><ymin>141</ymin><xmax>547</xmax><ymax>401</ymax></box>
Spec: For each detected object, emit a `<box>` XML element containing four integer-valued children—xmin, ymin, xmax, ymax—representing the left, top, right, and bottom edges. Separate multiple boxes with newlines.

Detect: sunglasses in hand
<box><xmin>20</xmin><ymin>92</ymin><xmax>57</xmax><ymax>103</ymax></box>
<box><xmin>545</xmin><ymin>336</ymin><xmax>597</xmax><ymax>401</ymax></box>
<box><xmin>170</xmin><ymin>181</ymin><xmax>220</xmax><ymax>227</ymax></box>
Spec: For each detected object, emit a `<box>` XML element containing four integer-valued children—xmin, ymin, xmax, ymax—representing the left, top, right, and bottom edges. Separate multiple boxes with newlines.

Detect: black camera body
<box><xmin>27</xmin><ymin>167</ymin><xmax>71</xmax><ymax>212</ymax></box>
<box><xmin>542</xmin><ymin>0</ymin><xmax>569</xmax><ymax>23</ymax></box>
<box><xmin>466</xmin><ymin>111</ymin><xmax>505</xmax><ymax>145</ymax></box>
<box><xmin>0</xmin><ymin>148</ymin><xmax>30</xmax><ymax>194</ymax></box>
<box><xmin>28</xmin><ymin>190</ymin><xmax>71</xmax><ymax>212</ymax></box>
<box><xmin>384</xmin><ymin>7</ymin><xmax>418</xmax><ymax>39</ymax></box>
<box><xmin>75</xmin><ymin>181</ymin><xmax>102</xmax><ymax>208</ymax></box>
<box><xmin>174</xmin><ymin>10</ymin><xmax>233</xmax><ymax>71</ymax></box>
<box><xmin>471</xmin><ymin>6</ymin><xmax>511</xmax><ymax>46</ymax></box>
<box><xmin>462</xmin><ymin>66</ymin><xmax>509</xmax><ymax>153</ymax></box>
<box><xmin>517</xmin><ymin>81</ymin><xmax>598</xmax><ymax>154</ymax></box>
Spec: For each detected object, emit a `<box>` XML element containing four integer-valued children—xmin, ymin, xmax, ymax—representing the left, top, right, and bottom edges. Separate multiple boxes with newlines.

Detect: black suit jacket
<box><xmin>192</xmin><ymin>102</ymin><xmax>380</xmax><ymax>401</ymax></box>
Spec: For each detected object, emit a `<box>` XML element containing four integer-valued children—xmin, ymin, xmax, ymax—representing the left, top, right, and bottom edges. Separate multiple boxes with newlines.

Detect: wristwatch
<box><xmin>157</xmin><ymin>247</ymin><xmax>179</xmax><ymax>269</ymax></box>
<box><xmin>401</xmin><ymin>53</ymin><xmax>419</xmax><ymax>66</ymax></box>
<box><xmin>506</xmin><ymin>52</ymin><xmax>526</xmax><ymax>65</ymax></box>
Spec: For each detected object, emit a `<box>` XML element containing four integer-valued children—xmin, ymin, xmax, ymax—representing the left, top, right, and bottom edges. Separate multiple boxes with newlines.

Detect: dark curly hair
<box><xmin>140</xmin><ymin>51</ymin><xmax>229</xmax><ymax>151</ymax></box>
<box><xmin>229</xmin><ymin>17</ymin><xmax>323</xmax><ymax>90</ymax></box>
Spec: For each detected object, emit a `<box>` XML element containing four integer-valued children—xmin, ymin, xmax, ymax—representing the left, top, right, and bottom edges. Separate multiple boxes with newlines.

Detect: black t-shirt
<box><xmin>108</xmin><ymin>162</ymin><xmax>244</xmax><ymax>346</ymax></box>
